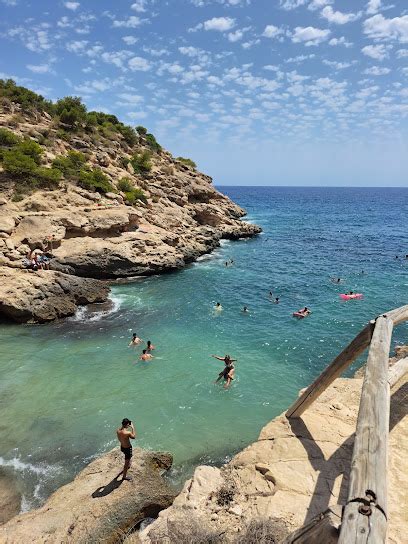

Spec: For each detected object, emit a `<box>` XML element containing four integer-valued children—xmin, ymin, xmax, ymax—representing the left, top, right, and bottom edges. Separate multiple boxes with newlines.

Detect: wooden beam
<box><xmin>338</xmin><ymin>316</ymin><xmax>393</xmax><ymax>544</ymax></box>
<box><xmin>286</xmin><ymin>322</ymin><xmax>374</xmax><ymax>418</ymax></box>
<box><xmin>388</xmin><ymin>357</ymin><xmax>408</xmax><ymax>389</ymax></box>
<box><xmin>283</xmin><ymin>505</ymin><xmax>342</xmax><ymax>544</ymax></box>
<box><xmin>383</xmin><ymin>304</ymin><xmax>408</xmax><ymax>326</ymax></box>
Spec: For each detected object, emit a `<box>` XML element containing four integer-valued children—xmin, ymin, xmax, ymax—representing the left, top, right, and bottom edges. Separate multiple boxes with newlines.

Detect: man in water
<box><xmin>146</xmin><ymin>340</ymin><xmax>155</xmax><ymax>352</ymax></box>
<box><xmin>140</xmin><ymin>349</ymin><xmax>154</xmax><ymax>361</ymax></box>
<box><xmin>242</xmin><ymin>306</ymin><xmax>249</xmax><ymax>313</ymax></box>
<box><xmin>129</xmin><ymin>333</ymin><xmax>142</xmax><ymax>346</ymax></box>
<box><xmin>274</xmin><ymin>297</ymin><xmax>280</xmax><ymax>304</ymax></box>
<box><xmin>214</xmin><ymin>302</ymin><xmax>223</xmax><ymax>311</ymax></box>
<box><xmin>116</xmin><ymin>418</ymin><xmax>136</xmax><ymax>481</ymax></box>
<box><xmin>211</xmin><ymin>354</ymin><xmax>237</xmax><ymax>389</ymax></box>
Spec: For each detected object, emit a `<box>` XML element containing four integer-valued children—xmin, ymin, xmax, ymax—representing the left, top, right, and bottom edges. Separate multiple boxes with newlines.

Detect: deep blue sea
<box><xmin>0</xmin><ymin>186</ymin><xmax>407</xmax><ymax>511</ymax></box>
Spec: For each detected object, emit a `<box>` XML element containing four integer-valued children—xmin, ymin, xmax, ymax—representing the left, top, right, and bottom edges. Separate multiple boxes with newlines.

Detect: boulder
<box><xmin>0</xmin><ymin>198</ymin><xmax>7</xmax><ymax>206</ymax></box>
<box><xmin>0</xmin><ymin>267</ymin><xmax>109</xmax><ymax>323</ymax></box>
<box><xmin>0</xmin><ymin>448</ymin><xmax>176</xmax><ymax>543</ymax></box>
<box><xmin>12</xmin><ymin>216</ymin><xmax>66</xmax><ymax>249</ymax></box>
<box><xmin>0</xmin><ymin>216</ymin><xmax>15</xmax><ymax>235</ymax></box>
<box><xmin>0</xmin><ymin>470</ymin><xmax>21</xmax><ymax>526</ymax></box>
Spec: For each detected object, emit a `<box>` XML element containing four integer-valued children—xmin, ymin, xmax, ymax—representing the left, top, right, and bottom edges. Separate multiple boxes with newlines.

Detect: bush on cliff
<box><xmin>52</xmin><ymin>150</ymin><xmax>87</xmax><ymax>180</ymax></box>
<box><xmin>0</xmin><ymin>128</ymin><xmax>21</xmax><ymax>147</ymax></box>
<box><xmin>176</xmin><ymin>157</ymin><xmax>197</xmax><ymax>170</ymax></box>
<box><xmin>145</xmin><ymin>133</ymin><xmax>162</xmax><ymax>153</ymax></box>
<box><xmin>78</xmin><ymin>167</ymin><xmax>114</xmax><ymax>194</ymax></box>
<box><xmin>130</xmin><ymin>151</ymin><xmax>152</xmax><ymax>175</ymax></box>
<box><xmin>117</xmin><ymin>178</ymin><xmax>147</xmax><ymax>206</ymax></box>
<box><xmin>0</xmin><ymin>79</ymin><xmax>54</xmax><ymax>113</ymax></box>
<box><xmin>55</xmin><ymin>96</ymin><xmax>87</xmax><ymax>130</ymax></box>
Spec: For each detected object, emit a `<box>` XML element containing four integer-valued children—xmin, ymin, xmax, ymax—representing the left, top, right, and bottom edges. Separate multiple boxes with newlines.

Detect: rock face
<box><xmin>0</xmin><ymin>267</ymin><xmax>109</xmax><ymax>323</ymax></box>
<box><xmin>0</xmin><ymin>448</ymin><xmax>176</xmax><ymax>544</ymax></box>
<box><xmin>0</xmin><ymin>107</ymin><xmax>261</xmax><ymax>321</ymax></box>
<box><xmin>139</xmin><ymin>368</ymin><xmax>408</xmax><ymax>544</ymax></box>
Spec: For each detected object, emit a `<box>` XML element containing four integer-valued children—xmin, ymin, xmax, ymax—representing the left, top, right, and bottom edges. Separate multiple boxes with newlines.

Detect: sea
<box><xmin>0</xmin><ymin>186</ymin><xmax>407</xmax><ymax>512</ymax></box>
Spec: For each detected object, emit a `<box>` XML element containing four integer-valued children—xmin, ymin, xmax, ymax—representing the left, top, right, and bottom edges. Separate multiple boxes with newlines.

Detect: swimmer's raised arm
<box><xmin>211</xmin><ymin>355</ymin><xmax>224</xmax><ymax>361</ymax></box>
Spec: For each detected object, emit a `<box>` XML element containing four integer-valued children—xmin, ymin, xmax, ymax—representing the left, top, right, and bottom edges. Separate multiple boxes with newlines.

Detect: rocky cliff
<box><xmin>0</xmin><ymin>82</ymin><xmax>261</xmax><ymax>323</ymax></box>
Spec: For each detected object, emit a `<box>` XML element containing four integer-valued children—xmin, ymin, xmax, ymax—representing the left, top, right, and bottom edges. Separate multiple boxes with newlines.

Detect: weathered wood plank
<box><xmin>383</xmin><ymin>304</ymin><xmax>408</xmax><ymax>326</ymax></box>
<box><xmin>339</xmin><ymin>316</ymin><xmax>393</xmax><ymax>544</ymax></box>
<box><xmin>286</xmin><ymin>322</ymin><xmax>375</xmax><ymax>418</ymax></box>
<box><xmin>388</xmin><ymin>356</ymin><xmax>408</xmax><ymax>389</ymax></box>
<box><xmin>284</xmin><ymin>505</ymin><xmax>342</xmax><ymax>544</ymax></box>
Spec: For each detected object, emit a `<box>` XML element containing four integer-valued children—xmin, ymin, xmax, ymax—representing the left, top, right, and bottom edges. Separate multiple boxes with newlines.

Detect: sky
<box><xmin>0</xmin><ymin>0</ymin><xmax>407</xmax><ymax>186</ymax></box>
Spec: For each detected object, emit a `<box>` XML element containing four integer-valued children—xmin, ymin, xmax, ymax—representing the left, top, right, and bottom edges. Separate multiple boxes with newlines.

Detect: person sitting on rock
<box><xmin>116</xmin><ymin>418</ymin><xmax>136</xmax><ymax>481</ymax></box>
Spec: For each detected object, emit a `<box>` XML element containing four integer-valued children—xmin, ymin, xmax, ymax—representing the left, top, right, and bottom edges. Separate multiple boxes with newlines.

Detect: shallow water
<box><xmin>0</xmin><ymin>186</ymin><xmax>407</xmax><ymax>510</ymax></box>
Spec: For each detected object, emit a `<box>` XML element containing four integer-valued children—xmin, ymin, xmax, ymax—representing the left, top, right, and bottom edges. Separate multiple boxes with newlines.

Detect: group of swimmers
<box><xmin>129</xmin><ymin>333</ymin><xmax>156</xmax><ymax>361</ymax></box>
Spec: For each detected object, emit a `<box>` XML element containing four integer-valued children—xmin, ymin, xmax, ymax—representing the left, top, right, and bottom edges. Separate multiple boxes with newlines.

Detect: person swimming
<box><xmin>211</xmin><ymin>354</ymin><xmax>237</xmax><ymax>389</ymax></box>
<box><xmin>274</xmin><ymin>297</ymin><xmax>280</xmax><ymax>304</ymax></box>
<box><xmin>129</xmin><ymin>333</ymin><xmax>142</xmax><ymax>346</ymax></box>
<box><xmin>242</xmin><ymin>306</ymin><xmax>249</xmax><ymax>313</ymax></box>
<box><xmin>146</xmin><ymin>340</ymin><xmax>155</xmax><ymax>352</ymax></box>
<box><xmin>140</xmin><ymin>349</ymin><xmax>154</xmax><ymax>361</ymax></box>
<box><xmin>214</xmin><ymin>302</ymin><xmax>223</xmax><ymax>311</ymax></box>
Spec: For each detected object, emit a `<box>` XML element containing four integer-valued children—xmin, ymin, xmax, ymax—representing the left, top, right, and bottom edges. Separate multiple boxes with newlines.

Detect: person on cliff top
<box><xmin>117</xmin><ymin>418</ymin><xmax>136</xmax><ymax>481</ymax></box>
<box><xmin>211</xmin><ymin>354</ymin><xmax>237</xmax><ymax>389</ymax></box>
<box><xmin>129</xmin><ymin>333</ymin><xmax>142</xmax><ymax>346</ymax></box>
<box><xmin>140</xmin><ymin>349</ymin><xmax>154</xmax><ymax>361</ymax></box>
<box><xmin>146</xmin><ymin>340</ymin><xmax>155</xmax><ymax>352</ymax></box>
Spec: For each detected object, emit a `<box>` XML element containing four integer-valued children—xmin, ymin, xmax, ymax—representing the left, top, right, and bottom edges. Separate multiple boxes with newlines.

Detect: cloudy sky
<box><xmin>0</xmin><ymin>0</ymin><xmax>407</xmax><ymax>186</ymax></box>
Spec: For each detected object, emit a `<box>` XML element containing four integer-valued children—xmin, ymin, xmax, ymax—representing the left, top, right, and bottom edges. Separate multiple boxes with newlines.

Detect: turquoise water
<box><xmin>1</xmin><ymin>186</ymin><xmax>408</xmax><ymax>510</ymax></box>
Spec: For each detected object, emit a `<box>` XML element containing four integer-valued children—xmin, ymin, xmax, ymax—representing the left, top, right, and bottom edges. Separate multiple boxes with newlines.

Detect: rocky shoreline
<box><xmin>0</xmin><ymin>105</ymin><xmax>261</xmax><ymax>323</ymax></box>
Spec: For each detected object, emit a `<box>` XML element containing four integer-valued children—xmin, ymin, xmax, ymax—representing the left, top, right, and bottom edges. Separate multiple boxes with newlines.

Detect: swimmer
<box><xmin>146</xmin><ymin>340</ymin><xmax>155</xmax><ymax>352</ymax></box>
<box><xmin>225</xmin><ymin>261</ymin><xmax>229</xmax><ymax>267</ymax></box>
<box><xmin>140</xmin><ymin>349</ymin><xmax>154</xmax><ymax>361</ymax></box>
<box><xmin>214</xmin><ymin>302</ymin><xmax>223</xmax><ymax>311</ymax></box>
<box><xmin>297</xmin><ymin>307</ymin><xmax>311</xmax><ymax>316</ymax></box>
<box><xmin>269</xmin><ymin>291</ymin><xmax>273</xmax><ymax>298</ymax></box>
<box><xmin>242</xmin><ymin>306</ymin><xmax>249</xmax><ymax>313</ymax></box>
<box><xmin>211</xmin><ymin>354</ymin><xmax>237</xmax><ymax>389</ymax></box>
<box><xmin>129</xmin><ymin>333</ymin><xmax>142</xmax><ymax>346</ymax></box>
<box><xmin>274</xmin><ymin>297</ymin><xmax>280</xmax><ymax>304</ymax></box>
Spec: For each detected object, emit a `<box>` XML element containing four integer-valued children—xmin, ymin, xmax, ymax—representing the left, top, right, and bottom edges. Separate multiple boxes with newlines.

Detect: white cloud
<box><xmin>362</xmin><ymin>44</ymin><xmax>391</xmax><ymax>60</ymax></box>
<box><xmin>131</xmin><ymin>0</ymin><xmax>146</xmax><ymax>12</ymax></box>
<box><xmin>363</xmin><ymin>14</ymin><xmax>408</xmax><ymax>43</ymax></box>
<box><xmin>285</xmin><ymin>54</ymin><xmax>315</xmax><ymax>63</ymax></box>
<box><xmin>262</xmin><ymin>25</ymin><xmax>284</xmax><ymax>39</ymax></box>
<box><xmin>66</xmin><ymin>40</ymin><xmax>88</xmax><ymax>53</ymax></box>
<box><xmin>228</xmin><ymin>29</ymin><xmax>244</xmax><ymax>42</ymax></box>
<box><xmin>308</xmin><ymin>0</ymin><xmax>332</xmax><ymax>11</ymax></box>
<box><xmin>279</xmin><ymin>0</ymin><xmax>307</xmax><ymax>9</ymax></box>
<box><xmin>328</xmin><ymin>36</ymin><xmax>353</xmax><ymax>47</ymax></box>
<box><xmin>203</xmin><ymin>17</ymin><xmax>235</xmax><ymax>31</ymax></box>
<box><xmin>292</xmin><ymin>26</ymin><xmax>330</xmax><ymax>46</ymax></box>
<box><xmin>321</xmin><ymin>6</ymin><xmax>362</xmax><ymax>25</ymax></box>
<box><xmin>117</xmin><ymin>93</ymin><xmax>143</xmax><ymax>104</ymax></box>
<box><xmin>101</xmin><ymin>50</ymin><xmax>133</xmax><ymax>69</ymax></box>
<box><xmin>322</xmin><ymin>60</ymin><xmax>353</xmax><ymax>70</ymax></box>
<box><xmin>128</xmin><ymin>56</ymin><xmax>151</xmax><ymax>71</ymax></box>
<box><xmin>123</xmin><ymin>36</ymin><xmax>138</xmax><ymax>45</ymax></box>
<box><xmin>127</xmin><ymin>111</ymin><xmax>147</xmax><ymax>120</ymax></box>
<box><xmin>397</xmin><ymin>49</ymin><xmax>408</xmax><ymax>58</ymax></box>
<box><xmin>364</xmin><ymin>65</ymin><xmax>391</xmax><ymax>75</ymax></box>
<box><xmin>26</xmin><ymin>64</ymin><xmax>51</xmax><ymax>74</ymax></box>
<box><xmin>366</xmin><ymin>0</ymin><xmax>381</xmax><ymax>15</ymax></box>
<box><xmin>8</xmin><ymin>27</ymin><xmax>52</xmax><ymax>51</ymax></box>
<box><xmin>64</xmin><ymin>1</ymin><xmax>80</xmax><ymax>10</ymax></box>
<box><xmin>113</xmin><ymin>16</ymin><xmax>141</xmax><ymax>28</ymax></box>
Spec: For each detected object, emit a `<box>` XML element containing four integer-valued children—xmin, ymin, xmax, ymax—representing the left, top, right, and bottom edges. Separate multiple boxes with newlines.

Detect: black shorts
<box><xmin>121</xmin><ymin>446</ymin><xmax>133</xmax><ymax>460</ymax></box>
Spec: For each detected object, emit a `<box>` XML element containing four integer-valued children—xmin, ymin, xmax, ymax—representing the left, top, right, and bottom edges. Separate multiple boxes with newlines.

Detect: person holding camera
<box><xmin>116</xmin><ymin>418</ymin><xmax>136</xmax><ymax>481</ymax></box>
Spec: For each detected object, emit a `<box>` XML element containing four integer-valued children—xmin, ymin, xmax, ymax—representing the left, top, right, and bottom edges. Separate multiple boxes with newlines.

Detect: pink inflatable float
<box><xmin>340</xmin><ymin>293</ymin><xmax>363</xmax><ymax>300</ymax></box>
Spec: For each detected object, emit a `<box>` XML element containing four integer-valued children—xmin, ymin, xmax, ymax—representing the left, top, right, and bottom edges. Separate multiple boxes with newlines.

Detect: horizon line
<box><xmin>215</xmin><ymin>185</ymin><xmax>408</xmax><ymax>189</ymax></box>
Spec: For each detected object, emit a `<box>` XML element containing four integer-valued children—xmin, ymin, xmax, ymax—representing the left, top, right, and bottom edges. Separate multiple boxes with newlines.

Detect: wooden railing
<box><xmin>284</xmin><ymin>305</ymin><xmax>408</xmax><ymax>544</ymax></box>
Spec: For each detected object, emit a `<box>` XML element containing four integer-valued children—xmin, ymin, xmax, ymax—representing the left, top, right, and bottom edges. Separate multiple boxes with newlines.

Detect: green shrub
<box><xmin>11</xmin><ymin>192</ymin><xmax>24</xmax><ymax>202</ymax></box>
<box><xmin>136</xmin><ymin>125</ymin><xmax>147</xmax><ymax>135</ymax></box>
<box><xmin>16</xmin><ymin>140</ymin><xmax>43</xmax><ymax>164</ymax></box>
<box><xmin>118</xmin><ymin>156</ymin><xmax>130</xmax><ymax>169</ymax></box>
<box><xmin>33</xmin><ymin>166</ymin><xmax>62</xmax><ymax>187</ymax></box>
<box><xmin>55</xmin><ymin>96</ymin><xmax>87</xmax><ymax>130</ymax></box>
<box><xmin>78</xmin><ymin>167</ymin><xmax>114</xmax><ymax>194</ymax></box>
<box><xmin>124</xmin><ymin>188</ymin><xmax>147</xmax><ymax>205</ymax></box>
<box><xmin>2</xmin><ymin>148</ymin><xmax>38</xmax><ymax>177</ymax></box>
<box><xmin>176</xmin><ymin>157</ymin><xmax>197</xmax><ymax>169</ymax></box>
<box><xmin>0</xmin><ymin>128</ymin><xmax>20</xmax><ymax>147</ymax></box>
<box><xmin>52</xmin><ymin>150</ymin><xmax>86</xmax><ymax>180</ymax></box>
<box><xmin>0</xmin><ymin>79</ymin><xmax>54</xmax><ymax>113</ymax></box>
<box><xmin>117</xmin><ymin>124</ymin><xmax>138</xmax><ymax>146</ymax></box>
<box><xmin>130</xmin><ymin>151</ymin><xmax>152</xmax><ymax>174</ymax></box>
<box><xmin>145</xmin><ymin>133</ymin><xmax>161</xmax><ymax>152</ymax></box>
<box><xmin>117</xmin><ymin>177</ymin><xmax>133</xmax><ymax>192</ymax></box>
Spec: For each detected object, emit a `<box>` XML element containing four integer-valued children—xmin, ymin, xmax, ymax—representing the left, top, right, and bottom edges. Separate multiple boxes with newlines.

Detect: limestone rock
<box><xmin>0</xmin><ymin>216</ymin><xmax>15</xmax><ymax>235</ymax></box>
<box><xmin>0</xmin><ymin>198</ymin><xmax>7</xmax><ymax>206</ymax></box>
<box><xmin>0</xmin><ymin>448</ymin><xmax>176</xmax><ymax>544</ymax></box>
<box><xmin>0</xmin><ymin>267</ymin><xmax>109</xmax><ymax>323</ymax></box>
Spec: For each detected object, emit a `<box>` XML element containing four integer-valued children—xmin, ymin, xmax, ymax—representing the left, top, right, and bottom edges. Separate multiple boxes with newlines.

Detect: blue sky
<box><xmin>0</xmin><ymin>0</ymin><xmax>407</xmax><ymax>186</ymax></box>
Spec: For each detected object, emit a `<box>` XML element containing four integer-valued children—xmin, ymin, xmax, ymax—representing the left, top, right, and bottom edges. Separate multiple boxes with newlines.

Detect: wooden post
<box><xmin>383</xmin><ymin>304</ymin><xmax>408</xmax><ymax>326</ymax></box>
<box><xmin>388</xmin><ymin>357</ymin><xmax>408</xmax><ymax>388</ymax></box>
<box><xmin>339</xmin><ymin>316</ymin><xmax>393</xmax><ymax>544</ymax></box>
<box><xmin>283</xmin><ymin>505</ymin><xmax>342</xmax><ymax>544</ymax></box>
<box><xmin>286</xmin><ymin>322</ymin><xmax>374</xmax><ymax>418</ymax></box>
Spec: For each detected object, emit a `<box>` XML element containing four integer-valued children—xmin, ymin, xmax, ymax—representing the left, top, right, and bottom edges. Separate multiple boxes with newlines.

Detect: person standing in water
<box><xmin>116</xmin><ymin>418</ymin><xmax>136</xmax><ymax>481</ymax></box>
<box><xmin>211</xmin><ymin>354</ymin><xmax>237</xmax><ymax>389</ymax></box>
<box><xmin>146</xmin><ymin>340</ymin><xmax>155</xmax><ymax>352</ymax></box>
<box><xmin>140</xmin><ymin>350</ymin><xmax>154</xmax><ymax>361</ymax></box>
<box><xmin>129</xmin><ymin>333</ymin><xmax>142</xmax><ymax>346</ymax></box>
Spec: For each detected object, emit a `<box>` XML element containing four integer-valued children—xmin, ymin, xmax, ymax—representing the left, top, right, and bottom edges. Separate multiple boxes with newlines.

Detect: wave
<box><xmin>0</xmin><ymin>456</ymin><xmax>53</xmax><ymax>475</ymax></box>
<box><xmin>69</xmin><ymin>293</ymin><xmax>124</xmax><ymax>323</ymax></box>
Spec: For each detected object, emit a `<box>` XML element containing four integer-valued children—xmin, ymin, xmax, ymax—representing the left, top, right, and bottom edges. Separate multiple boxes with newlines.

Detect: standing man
<box><xmin>116</xmin><ymin>418</ymin><xmax>136</xmax><ymax>481</ymax></box>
